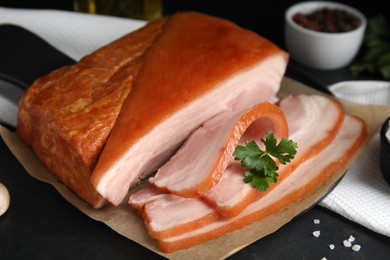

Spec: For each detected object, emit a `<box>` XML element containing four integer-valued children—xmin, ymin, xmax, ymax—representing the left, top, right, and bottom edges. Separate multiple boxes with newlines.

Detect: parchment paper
<box><xmin>1</xmin><ymin>77</ymin><xmax>390</xmax><ymax>260</ymax></box>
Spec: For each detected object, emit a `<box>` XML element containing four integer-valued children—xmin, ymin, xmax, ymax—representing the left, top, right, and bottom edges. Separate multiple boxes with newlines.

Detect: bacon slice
<box><xmin>128</xmin><ymin>185</ymin><xmax>165</xmax><ymax>211</ymax></box>
<box><xmin>91</xmin><ymin>12</ymin><xmax>288</xmax><ymax>205</ymax></box>
<box><xmin>143</xmin><ymin>192</ymin><xmax>221</xmax><ymax>240</ymax></box>
<box><xmin>201</xmin><ymin>162</ymin><xmax>253</xmax><ymax>216</ymax></box>
<box><xmin>156</xmin><ymin>114</ymin><xmax>368</xmax><ymax>253</ymax></box>
<box><xmin>129</xmin><ymin>185</ymin><xmax>222</xmax><ymax>240</ymax></box>
<box><xmin>202</xmin><ymin>94</ymin><xmax>345</xmax><ymax>217</ymax></box>
<box><xmin>279</xmin><ymin>95</ymin><xmax>345</xmax><ymax>162</ymax></box>
<box><xmin>148</xmin><ymin>102</ymin><xmax>288</xmax><ymax>198</ymax></box>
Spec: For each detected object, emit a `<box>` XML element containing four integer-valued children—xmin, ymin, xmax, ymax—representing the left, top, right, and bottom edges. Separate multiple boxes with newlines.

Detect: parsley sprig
<box><xmin>233</xmin><ymin>131</ymin><xmax>298</xmax><ymax>192</ymax></box>
<box><xmin>350</xmin><ymin>15</ymin><xmax>390</xmax><ymax>80</ymax></box>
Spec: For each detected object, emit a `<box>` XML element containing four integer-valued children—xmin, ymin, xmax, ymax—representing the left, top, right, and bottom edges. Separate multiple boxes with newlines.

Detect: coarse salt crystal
<box><xmin>313</xmin><ymin>219</ymin><xmax>320</xmax><ymax>224</ymax></box>
<box><xmin>329</xmin><ymin>244</ymin><xmax>335</xmax><ymax>250</ymax></box>
<box><xmin>312</xmin><ymin>230</ymin><xmax>320</xmax><ymax>237</ymax></box>
<box><xmin>348</xmin><ymin>235</ymin><xmax>355</xmax><ymax>242</ymax></box>
<box><xmin>343</xmin><ymin>240</ymin><xmax>352</xmax><ymax>247</ymax></box>
<box><xmin>321</xmin><ymin>257</ymin><xmax>327</xmax><ymax>260</ymax></box>
<box><xmin>352</xmin><ymin>244</ymin><xmax>361</xmax><ymax>252</ymax></box>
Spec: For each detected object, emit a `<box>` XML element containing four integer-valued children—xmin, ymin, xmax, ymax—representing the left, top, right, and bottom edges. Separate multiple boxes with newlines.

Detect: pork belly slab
<box><xmin>90</xmin><ymin>12</ymin><xmax>289</xmax><ymax>205</ymax></box>
<box><xmin>16</xmin><ymin>11</ymin><xmax>287</xmax><ymax>208</ymax></box>
<box><xmin>17</xmin><ymin>17</ymin><xmax>168</xmax><ymax>208</ymax></box>
<box><xmin>157</xmin><ymin>114</ymin><xmax>368</xmax><ymax>253</ymax></box>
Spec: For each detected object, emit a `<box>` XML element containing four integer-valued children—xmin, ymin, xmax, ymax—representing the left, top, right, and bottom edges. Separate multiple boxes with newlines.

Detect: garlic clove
<box><xmin>0</xmin><ymin>183</ymin><xmax>10</xmax><ymax>216</ymax></box>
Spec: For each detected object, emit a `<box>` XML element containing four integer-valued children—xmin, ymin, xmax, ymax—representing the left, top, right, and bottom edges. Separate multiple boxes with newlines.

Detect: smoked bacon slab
<box><xmin>90</xmin><ymin>12</ymin><xmax>288</xmax><ymax>205</ymax></box>
<box><xmin>17</xmin><ymin>11</ymin><xmax>288</xmax><ymax>208</ymax></box>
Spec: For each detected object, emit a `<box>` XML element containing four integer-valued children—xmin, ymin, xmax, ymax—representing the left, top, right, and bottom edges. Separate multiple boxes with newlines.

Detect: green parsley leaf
<box><xmin>350</xmin><ymin>15</ymin><xmax>390</xmax><ymax>80</ymax></box>
<box><xmin>233</xmin><ymin>131</ymin><xmax>298</xmax><ymax>192</ymax></box>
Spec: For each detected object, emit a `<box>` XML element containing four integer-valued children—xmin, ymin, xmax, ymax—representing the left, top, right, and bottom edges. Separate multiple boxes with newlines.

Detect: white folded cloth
<box><xmin>0</xmin><ymin>78</ymin><xmax>24</xmax><ymax>127</ymax></box>
<box><xmin>0</xmin><ymin>6</ymin><xmax>146</xmax><ymax>61</ymax></box>
<box><xmin>1</xmin><ymin>6</ymin><xmax>390</xmax><ymax>237</ymax></box>
<box><xmin>320</xmin><ymin>81</ymin><xmax>390</xmax><ymax>237</ymax></box>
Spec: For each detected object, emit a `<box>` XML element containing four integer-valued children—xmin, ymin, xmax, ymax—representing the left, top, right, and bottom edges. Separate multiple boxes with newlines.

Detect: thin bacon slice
<box><xmin>148</xmin><ymin>102</ymin><xmax>289</xmax><ymax>198</ymax></box>
<box><xmin>128</xmin><ymin>185</ymin><xmax>223</xmax><ymax>239</ymax></box>
<box><xmin>129</xmin><ymin>185</ymin><xmax>223</xmax><ymax>239</ymax></box>
<box><xmin>202</xmin><ymin>94</ymin><xmax>345</xmax><ymax>217</ymax></box>
<box><xmin>156</xmin><ymin>114</ymin><xmax>368</xmax><ymax>253</ymax></box>
<box><xmin>201</xmin><ymin>162</ymin><xmax>254</xmax><ymax>217</ymax></box>
<box><xmin>128</xmin><ymin>185</ymin><xmax>165</xmax><ymax>211</ymax></box>
<box><xmin>142</xmin><ymin>192</ymin><xmax>221</xmax><ymax>240</ymax></box>
<box><xmin>130</xmin><ymin>185</ymin><xmax>222</xmax><ymax>240</ymax></box>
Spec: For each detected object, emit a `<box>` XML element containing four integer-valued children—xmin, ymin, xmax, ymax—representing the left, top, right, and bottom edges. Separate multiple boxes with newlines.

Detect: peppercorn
<box><xmin>293</xmin><ymin>7</ymin><xmax>361</xmax><ymax>33</ymax></box>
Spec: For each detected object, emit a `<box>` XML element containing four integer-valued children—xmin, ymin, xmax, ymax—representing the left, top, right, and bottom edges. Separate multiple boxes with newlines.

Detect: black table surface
<box><xmin>0</xmin><ymin>1</ymin><xmax>389</xmax><ymax>259</ymax></box>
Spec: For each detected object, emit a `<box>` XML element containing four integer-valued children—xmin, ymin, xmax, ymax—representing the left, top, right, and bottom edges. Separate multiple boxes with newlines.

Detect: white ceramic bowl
<box><xmin>284</xmin><ymin>1</ymin><xmax>367</xmax><ymax>70</ymax></box>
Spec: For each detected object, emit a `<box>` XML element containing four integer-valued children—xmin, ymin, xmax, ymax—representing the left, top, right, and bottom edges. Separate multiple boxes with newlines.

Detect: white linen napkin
<box><xmin>319</xmin><ymin>81</ymin><xmax>390</xmax><ymax>237</ymax></box>
<box><xmin>1</xmin><ymin>6</ymin><xmax>390</xmax><ymax>237</ymax></box>
<box><xmin>0</xmin><ymin>7</ymin><xmax>146</xmax><ymax>61</ymax></box>
<box><xmin>0</xmin><ymin>78</ymin><xmax>24</xmax><ymax>127</ymax></box>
